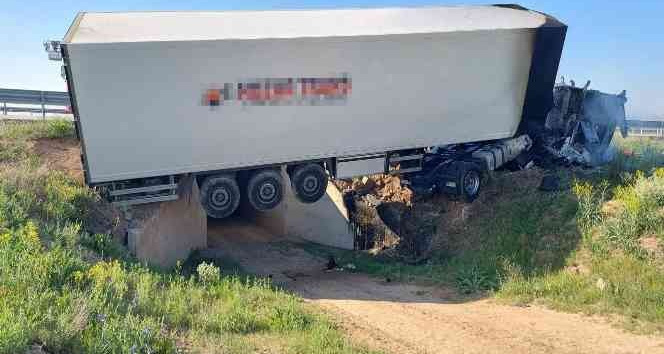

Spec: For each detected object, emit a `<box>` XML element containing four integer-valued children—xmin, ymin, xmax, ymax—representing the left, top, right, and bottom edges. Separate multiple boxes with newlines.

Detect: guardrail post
<box><xmin>41</xmin><ymin>91</ymin><xmax>46</xmax><ymax>119</ymax></box>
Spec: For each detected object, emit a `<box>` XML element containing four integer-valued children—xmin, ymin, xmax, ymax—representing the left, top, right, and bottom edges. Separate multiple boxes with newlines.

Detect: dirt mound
<box><xmin>431</xmin><ymin>168</ymin><xmax>546</xmax><ymax>255</ymax></box>
<box><xmin>335</xmin><ymin>174</ymin><xmax>413</xmax><ymax>205</ymax></box>
<box><xmin>30</xmin><ymin>137</ymin><xmax>129</xmax><ymax>244</ymax></box>
<box><xmin>33</xmin><ymin>138</ymin><xmax>84</xmax><ymax>182</ymax></box>
<box><xmin>341</xmin><ymin>168</ymin><xmax>548</xmax><ymax>260</ymax></box>
<box><xmin>336</xmin><ymin>175</ymin><xmax>418</xmax><ymax>253</ymax></box>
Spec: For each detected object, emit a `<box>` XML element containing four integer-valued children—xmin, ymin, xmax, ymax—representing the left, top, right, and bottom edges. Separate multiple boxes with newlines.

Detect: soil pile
<box><xmin>339</xmin><ymin>168</ymin><xmax>548</xmax><ymax>261</ymax></box>
<box><xmin>335</xmin><ymin>174</ymin><xmax>413</xmax><ymax>205</ymax></box>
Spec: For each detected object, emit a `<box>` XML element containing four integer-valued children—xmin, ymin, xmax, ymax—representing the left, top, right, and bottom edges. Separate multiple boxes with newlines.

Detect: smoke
<box><xmin>583</xmin><ymin>90</ymin><xmax>628</xmax><ymax>132</ymax></box>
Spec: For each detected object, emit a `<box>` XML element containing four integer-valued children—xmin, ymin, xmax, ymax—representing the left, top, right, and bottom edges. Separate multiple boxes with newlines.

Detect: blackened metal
<box><xmin>519</xmin><ymin>17</ymin><xmax>568</xmax><ymax>130</ymax></box>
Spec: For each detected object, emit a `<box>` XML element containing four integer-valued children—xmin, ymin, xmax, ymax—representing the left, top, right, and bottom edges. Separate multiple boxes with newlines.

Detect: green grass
<box><xmin>0</xmin><ymin>118</ymin><xmax>75</xmax><ymax>140</ymax></box>
<box><xmin>307</xmin><ymin>137</ymin><xmax>664</xmax><ymax>331</ymax></box>
<box><xmin>608</xmin><ymin>134</ymin><xmax>664</xmax><ymax>180</ymax></box>
<box><xmin>0</xmin><ymin>119</ymin><xmax>75</xmax><ymax>164</ymax></box>
<box><xmin>498</xmin><ymin>252</ymin><xmax>664</xmax><ymax>331</ymax></box>
<box><xmin>0</xmin><ymin>138</ymin><xmax>30</xmax><ymax>163</ymax></box>
<box><xmin>498</xmin><ymin>167</ymin><xmax>664</xmax><ymax>332</ymax></box>
<box><xmin>305</xmin><ymin>175</ymin><xmax>579</xmax><ymax>294</ymax></box>
<box><xmin>0</xmin><ymin>122</ymin><xmax>375</xmax><ymax>354</ymax></box>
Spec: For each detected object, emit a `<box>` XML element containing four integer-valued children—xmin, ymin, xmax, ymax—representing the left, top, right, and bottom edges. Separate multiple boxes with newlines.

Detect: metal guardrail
<box><xmin>2</xmin><ymin>87</ymin><xmax>662</xmax><ymax>138</ymax></box>
<box><xmin>628</xmin><ymin>128</ymin><xmax>664</xmax><ymax>139</ymax></box>
<box><xmin>0</xmin><ymin>88</ymin><xmax>70</xmax><ymax>118</ymax></box>
<box><xmin>627</xmin><ymin>119</ymin><xmax>664</xmax><ymax>139</ymax></box>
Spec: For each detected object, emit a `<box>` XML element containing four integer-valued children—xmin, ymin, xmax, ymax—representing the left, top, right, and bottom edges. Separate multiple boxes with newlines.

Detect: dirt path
<box><xmin>207</xmin><ymin>219</ymin><xmax>664</xmax><ymax>354</ymax></box>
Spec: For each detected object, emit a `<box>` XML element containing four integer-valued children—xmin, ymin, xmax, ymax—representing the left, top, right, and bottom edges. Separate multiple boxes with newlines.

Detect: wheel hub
<box><xmin>302</xmin><ymin>175</ymin><xmax>319</xmax><ymax>194</ymax></box>
<box><xmin>211</xmin><ymin>187</ymin><xmax>230</xmax><ymax>209</ymax></box>
<box><xmin>463</xmin><ymin>170</ymin><xmax>480</xmax><ymax>196</ymax></box>
<box><xmin>258</xmin><ymin>182</ymin><xmax>277</xmax><ymax>202</ymax></box>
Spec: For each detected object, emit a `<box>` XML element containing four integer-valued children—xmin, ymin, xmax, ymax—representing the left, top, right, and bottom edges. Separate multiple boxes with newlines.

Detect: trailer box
<box><xmin>61</xmin><ymin>5</ymin><xmax>565</xmax><ymax>185</ymax></box>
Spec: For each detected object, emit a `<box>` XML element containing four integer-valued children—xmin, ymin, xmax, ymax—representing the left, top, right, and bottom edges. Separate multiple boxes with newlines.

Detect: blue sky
<box><xmin>1</xmin><ymin>0</ymin><xmax>662</xmax><ymax>118</ymax></box>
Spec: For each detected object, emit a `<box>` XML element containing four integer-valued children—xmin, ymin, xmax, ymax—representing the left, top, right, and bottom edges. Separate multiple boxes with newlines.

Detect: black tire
<box><xmin>200</xmin><ymin>174</ymin><xmax>241</xmax><ymax>219</ymax></box>
<box><xmin>247</xmin><ymin>169</ymin><xmax>284</xmax><ymax>211</ymax></box>
<box><xmin>290</xmin><ymin>163</ymin><xmax>328</xmax><ymax>203</ymax></box>
<box><xmin>457</xmin><ymin>162</ymin><xmax>482</xmax><ymax>202</ymax></box>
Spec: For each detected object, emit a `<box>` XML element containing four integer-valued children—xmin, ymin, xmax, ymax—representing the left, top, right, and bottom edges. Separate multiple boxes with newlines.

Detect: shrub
<box><xmin>45</xmin><ymin>119</ymin><xmax>75</xmax><ymax>139</ymax></box>
<box><xmin>455</xmin><ymin>263</ymin><xmax>498</xmax><ymax>294</ymax></box>
<box><xmin>0</xmin><ymin>306</ymin><xmax>31</xmax><ymax>352</ymax></box>
<box><xmin>218</xmin><ymin>304</ymin><xmax>263</xmax><ymax>333</ymax></box>
<box><xmin>196</xmin><ymin>262</ymin><xmax>221</xmax><ymax>284</ymax></box>
<box><xmin>80</xmin><ymin>233</ymin><xmax>127</xmax><ymax>259</ymax></box>
<box><xmin>573</xmin><ymin>180</ymin><xmax>609</xmax><ymax>233</ymax></box>
<box><xmin>87</xmin><ymin>260</ymin><xmax>130</xmax><ymax>308</ymax></box>
<box><xmin>592</xmin><ymin>170</ymin><xmax>664</xmax><ymax>253</ymax></box>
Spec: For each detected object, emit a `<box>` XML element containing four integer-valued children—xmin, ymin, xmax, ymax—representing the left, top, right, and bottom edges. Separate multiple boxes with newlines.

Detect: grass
<box><xmin>0</xmin><ymin>118</ymin><xmax>75</xmax><ymax>140</ymax></box>
<box><xmin>0</xmin><ymin>118</ymin><xmax>75</xmax><ymax>164</ymax></box>
<box><xmin>4</xmin><ymin>118</ymin><xmax>663</xmax><ymax>348</ymax></box>
<box><xmin>305</xmin><ymin>173</ymin><xmax>580</xmax><ymax>294</ymax></box>
<box><xmin>498</xmin><ymin>166</ymin><xmax>664</xmax><ymax>332</ymax></box>
<box><xmin>307</xmin><ymin>137</ymin><xmax>664</xmax><ymax>331</ymax></box>
<box><xmin>498</xmin><ymin>253</ymin><xmax>664</xmax><ymax>332</ymax></box>
<box><xmin>608</xmin><ymin>134</ymin><xmax>664</xmax><ymax>180</ymax></box>
<box><xmin>0</xmin><ymin>118</ymin><xmax>75</xmax><ymax>141</ymax></box>
<box><xmin>0</xmin><ymin>120</ymin><xmax>375</xmax><ymax>354</ymax></box>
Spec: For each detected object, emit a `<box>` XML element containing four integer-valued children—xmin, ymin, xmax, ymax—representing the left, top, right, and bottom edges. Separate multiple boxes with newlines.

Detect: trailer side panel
<box><xmin>69</xmin><ymin>28</ymin><xmax>537</xmax><ymax>183</ymax></box>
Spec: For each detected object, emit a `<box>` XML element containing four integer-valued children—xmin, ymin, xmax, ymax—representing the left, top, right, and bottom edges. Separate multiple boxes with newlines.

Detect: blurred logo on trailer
<box><xmin>202</xmin><ymin>74</ymin><xmax>351</xmax><ymax>107</ymax></box>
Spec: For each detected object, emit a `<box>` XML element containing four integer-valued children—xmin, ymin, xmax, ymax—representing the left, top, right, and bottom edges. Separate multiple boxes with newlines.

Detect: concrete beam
<box><xmin>241</xmin><ymin>169</ymin><xmax>355</xmax><ymax>250</ymax></box>
<box><xmin>127</xmin><ymin>175</ymin><xmax>207</xmax><ymax>268</ymax></box>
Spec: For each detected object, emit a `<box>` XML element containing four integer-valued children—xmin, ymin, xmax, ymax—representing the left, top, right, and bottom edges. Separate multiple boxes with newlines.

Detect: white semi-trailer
<box><xmin>50</xmin><ymin>5</ymin><xmax>567</xmax><ymax>218</ymax></box>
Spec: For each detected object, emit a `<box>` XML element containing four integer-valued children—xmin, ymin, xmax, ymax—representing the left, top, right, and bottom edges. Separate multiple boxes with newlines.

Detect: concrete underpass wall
<box><xmin>127</xmin><ymin>175</ymin><xmax>207</xmax><ymax>268</ymax></box>
<box><xmin>241</xmin><ymin>170</ymin><xmax>355</xmax><ymax>250</ymax></box>
<box><xmin>126</xmin><ymin>170</ymin><xmax>353</xmax><ymax>268</ymax></box>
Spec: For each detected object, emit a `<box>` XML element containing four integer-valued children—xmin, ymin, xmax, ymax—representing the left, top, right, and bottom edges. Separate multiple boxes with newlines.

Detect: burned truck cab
<box><xmin>541</xmin><ymin>80</ymin><xmax>628</xmax><ymax>166</ymax></box>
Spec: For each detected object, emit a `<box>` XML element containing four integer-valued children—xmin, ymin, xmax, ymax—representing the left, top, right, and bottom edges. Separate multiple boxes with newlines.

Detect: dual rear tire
<box><xmin>199</xmin><ymin>174</ymin><xmax>241</xmax><ymax>219</ymax></box>
<box><xmin>200</xmin><ymin>163</ymin><xmax>328</xmax><ymax>218</ymax></box>
<box><xmin>246</xmin><ymin>169</ymin><xmax>284</xmax><ymax>212</ymax></box>
<box><xmin>290</xmin><ymin>163</ymin><xmax>328</xmax><ymax>204</ymax></box>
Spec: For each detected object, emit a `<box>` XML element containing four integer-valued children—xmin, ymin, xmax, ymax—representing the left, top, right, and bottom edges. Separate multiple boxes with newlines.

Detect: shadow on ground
<box><xmin>196</xmin><ymin>217</ymin><xmax>664</xmax><ymax>354</ymax></box>
<box><xmin>200</xmin><ymin>168</ymin><xmax>584</xmax><ymax>305</ymax></box>
<box><xmin>202</xmin><ymin>217</ymin><xmax>482</xmax><ymax>305</ymax></box>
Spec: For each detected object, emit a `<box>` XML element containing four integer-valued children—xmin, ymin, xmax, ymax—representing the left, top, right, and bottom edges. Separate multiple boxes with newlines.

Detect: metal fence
<box><xmin>0</xmin><ymin>88</ymin><xmax>70</xmax><ymax>118</ymax></box>
<box><xmin>627</xmin><ymin>119</ymin><xmax>664</xmax><ymax>139</ymax></box>
<box><xmin>2</xmin><ymin>87</ymin><xmax>662</xmax><ymax>138</ymax></box>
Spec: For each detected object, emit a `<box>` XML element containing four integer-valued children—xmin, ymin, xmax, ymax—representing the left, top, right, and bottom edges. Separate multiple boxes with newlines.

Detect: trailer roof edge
<box><xmin>64</xmin><ymin>6</ymin><xmax>563</xmax><ymax>44</ymax></box>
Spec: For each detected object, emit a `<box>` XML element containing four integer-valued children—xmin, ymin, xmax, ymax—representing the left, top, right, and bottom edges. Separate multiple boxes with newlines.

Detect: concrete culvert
<box><xmin>200</xmin><ymin>174</ymin><xmax>241</xmax><ymax>219</ymax></box>
<box><xmin>247</xmin><ymin>169</ymin><xmax>284</xmax><ymax>211</ymax></box>
<box><xmin>290</xmin><ymin>163</ymin><xmax>328</xmax><ymax>203</ymax></box>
